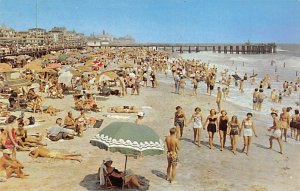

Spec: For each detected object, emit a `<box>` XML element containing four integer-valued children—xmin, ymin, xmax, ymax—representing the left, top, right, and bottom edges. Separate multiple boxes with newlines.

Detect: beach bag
<box><xmin>28</xmin><ymin>116</ymin><xmax>35</xmax><ymax>125</ymax></box>
<box><xmin>93</xmin><ymin>119</ymin><xmax>104</xmax><ymax>128</ymax></box>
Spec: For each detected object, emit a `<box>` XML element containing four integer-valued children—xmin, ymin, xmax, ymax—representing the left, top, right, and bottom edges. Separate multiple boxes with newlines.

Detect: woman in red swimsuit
<box><xmin>4</xmin><ymin>115</ymin><xmax>19</xmax><ymax>158</ymax></box>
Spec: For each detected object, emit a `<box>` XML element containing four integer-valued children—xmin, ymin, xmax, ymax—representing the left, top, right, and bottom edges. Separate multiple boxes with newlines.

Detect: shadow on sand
<box><xmin>80</xmin><ymin>173</ymin><xmax>150</xmax><ymax>191</ymax></box>
<box><xmin>254</xmin><ymin>143</ymin><xmax>269</xmax><ymax>150</ymax></box>
<box><xmin>151</xmin><ymin>170</ymin><xmax>167</xmax><ymax>180</ymax></box>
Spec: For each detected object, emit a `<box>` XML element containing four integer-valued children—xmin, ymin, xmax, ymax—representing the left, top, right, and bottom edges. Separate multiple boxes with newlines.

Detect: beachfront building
<box><xmin>87</xmin><ymin>30</ymin><xmax>135</xmax><ymax>47</ymax></box>
<box><xmin>26</xmin><ymin>28</ymin><xmax>47</xmax><ymax>45</ymax></box>
<box><xmin>48</xmin><ymin>27</ymin><xmax>66</xmax><ymax>45</ymax></box>
<box><xmin>0</xmin><ymin>24</ymin><xmax>17</xmax><ymax>45</ymax></box>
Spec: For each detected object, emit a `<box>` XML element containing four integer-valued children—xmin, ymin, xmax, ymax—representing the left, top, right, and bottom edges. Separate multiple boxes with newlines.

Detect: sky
<box><xmin>0</xmin><ymin>0</ymin><xmax>299</xmax><ymax>43</ymax></box>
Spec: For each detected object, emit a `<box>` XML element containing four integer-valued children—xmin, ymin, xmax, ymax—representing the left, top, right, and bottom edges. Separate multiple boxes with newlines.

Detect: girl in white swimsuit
<box><xmin>241</xmin><ymin>113</ymin><xmax>258</xmax><ymax>155</ymax></box>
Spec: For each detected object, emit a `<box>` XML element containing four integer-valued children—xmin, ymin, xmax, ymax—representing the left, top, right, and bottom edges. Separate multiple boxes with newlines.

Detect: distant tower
<box><xmin>103</xmin><ymin>30</ymin><xmax>105</xmax><ymax>35</ymax></box>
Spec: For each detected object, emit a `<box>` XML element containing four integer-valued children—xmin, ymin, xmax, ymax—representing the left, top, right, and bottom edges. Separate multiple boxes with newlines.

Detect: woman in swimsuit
<box><xmin>241</xmin><ymin>113</ymin><xmax>257</xmax><ymax>155</ymax></box>
<box><xmin>188</xmin><ymin>107</ymin><xmax>203</xmax><ymax>146</ymax></box>
<box><xmin>4</xmin><ymin>115</ymin><xmax>20</xmax><ymax>158</ymax></box>
<box><xmin>290</xmin><ymin>109</ymin><xmax>299</xmax><ymax>139</ymax></box>
<box><xmin>104</xmin><ymin>159</ymin><xmax>142</xmax><ymax>189</ymax></box>
<box><xmin>227</xmin><ymin>115</ymin><xmax>241</xmax><ymax>154</ymax></box>
<box><xmin>174</xmin><ymin>106</ymin><xmax>186</xmax><ymax>139</ymax></box>
<box><xmin>204</xmin><ymin>109</ymin><xmax>219</xmax><ymax>149</ymax></box>
<box><xmin>268</xmin><ymin>112</ymin><xmax>283</xmax><ymax>154</ymax></box>
<box><xmin>218</xmin><ymin>110</ymin><xmax>228</xmax><ymax>151</ymax></box>
<box><xmin>279</xmin><ymin>107</ymin><xmax>290</xmax><ymax>142</ymax></box>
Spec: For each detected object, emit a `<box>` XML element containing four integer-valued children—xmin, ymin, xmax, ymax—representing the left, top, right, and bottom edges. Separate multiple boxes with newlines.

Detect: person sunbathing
<box><xmin>15</xmin><ymin>122</ymin><xmax>46</xmax><ymax>148</ymax></box>
<box><xmin>84</xmin><ymin>94</ymin><xmax>100</xmax><ymax>112</ymax></box>
<box><xmin>43</xmin><ymin>106</ymin><xmax>62</xmax><ymax>116</ymax></box>
<box><xmin>0</xmin><ymin>149</ymin><xmax>28</xmax><ymax>180</ymax></box>
<box><xmin>29</xmin><ymin>146</ymin><xmax>82</xmax><ymax>162</ymax></box>
<box><xmin>107</xmin><ymin>106</ymin><xmax>138</xmax><ymax>113</ymax></box>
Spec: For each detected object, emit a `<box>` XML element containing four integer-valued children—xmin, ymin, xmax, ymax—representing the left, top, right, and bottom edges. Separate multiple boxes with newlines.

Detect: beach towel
<box><xmin>104</xmin><ymin>115</ymin><xmax>130</xmax><ymax>120</ymax></box>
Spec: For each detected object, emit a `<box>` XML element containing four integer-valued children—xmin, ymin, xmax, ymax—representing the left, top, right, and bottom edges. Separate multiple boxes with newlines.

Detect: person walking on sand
<box><xmin>268</xmin><ymin>112</ymin><xmax>283</xmax><ymax>154</ymax></box>
<box><xmin>218</xmin><ymin>110</ymin><xmax>229</xmax><ymax>151</ymax></box>
<box><xmin>227</xmin><ymin>115</ymin><xmax>241</xmax><ymax>154</ymax></box>
<box><xmin>290</xmin><ymin>109</ymin><xmax>299</xmax><ymax>139</ymax></box>
<box><xmin>216</xmin><ymin>87</ymin><xmax>222</xmax><ymax>113</ymax></box>
<box><xmin>239</xmin><ymin>79</ymin><xmax>244</xmax><ymax>93</ymax></box>
<box><xmin>203</xmin><ymin>109</ymin><xmax>219</xmax><ymax>149</ymax></box>
<box><xmin>179</xmin><ymin>75</ymin><xmax>186</xmax><ymax>95</ymax></box>
<box><xmin>241</xmin><ymin>113</ymin><xmax>258</xmax><ymax>155</ymax></box>
<box><xmin>192</xmin><ymin>77</ymin><xmax>198</xmax><ymax>96</ymax></box>
<box><xmin>174</xmin><ymin>106</ymin><xmax>186</xmax><ymax>138</ymax></box>
<box><xmin>174</xmin><ymin>72</ymin><xmax>180</xmax><ymax>94</ymax></box>
<box><xmin>279</xmin><ymin>107</ymin><xmax>290</xmax><ymax>142</ymax></box>
<box><xmin>252</xmin><ymin>88</ymin><xmax>259</xmax><ymax>110</ymax></box>
<box><xmin>165</xmin><ymin>128</ymin><xmax>180</xmax><ymax>183</ymax></box>
<box><xmin>187</xmin><ymin>107</ymin><xmax>203</xmax><ymax>146</ymax></box>
<box><xmin>4</xmin><ymin>115</ymin><xmax>20</xmax><ymax>159</ymax></box>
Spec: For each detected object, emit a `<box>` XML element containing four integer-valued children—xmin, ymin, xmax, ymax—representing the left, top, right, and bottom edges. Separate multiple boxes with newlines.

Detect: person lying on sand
<box><xmin>43</xmin><ymin>106</ymin><xmax>62</xmax><ymax>116</ymax></box>
<box><xmin>0</xmin><ymin>149</ymin><xmax>28</xmax><ymax>180</ymax></box>
<box><xmin>107</xmin><ymin>106</ymin><xmax>138</xmax><ymax>113</ymax></box>
<box><xmin>48</xmin><ymin>118</ymin><xmax>75</xmax><ymax>141</ymax></box>
<box><xmin>29</xmin><ymin>146</ymin><xmax>82</xmax><ymax>162</ymax></box>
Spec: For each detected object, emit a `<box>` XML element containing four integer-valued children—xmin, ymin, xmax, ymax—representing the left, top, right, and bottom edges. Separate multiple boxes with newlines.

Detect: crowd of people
<box><xmin>0</xmin><ymin>46</ymin><xmax>299</xmax><ymax>189</ymax></box>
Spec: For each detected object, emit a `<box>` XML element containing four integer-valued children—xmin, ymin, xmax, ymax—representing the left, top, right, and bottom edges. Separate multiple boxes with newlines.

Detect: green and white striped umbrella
<box><xmin>90</xmin><ymin>122</ymin><xmax>164</xmax><ymax>156</ymax></box>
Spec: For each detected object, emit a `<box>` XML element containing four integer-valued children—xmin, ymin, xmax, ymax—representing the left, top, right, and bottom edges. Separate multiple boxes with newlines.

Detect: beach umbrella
<box><xmin>3</xmin><ymin>78</ymin><xmax>31</xmax><ymax>87</ymax></box>
<box><xmin>23</xmin><ymin>59</ymin><xmax>43</xmax><ymax>70</ymax></box>
<box><xmin>75</xmin><ymin>66</ymin><xmax>92</xmax><ymax>72</ymax></box>
<box><xmin>58</xmin><ymin>54</ymin><xmax>69</xmax><ymax>62</ymax></box>
<box><xmin>95</xmin><ymin>71</ymin><xmax>118</xmax><ymax>82</ymax></box>
<box><xmin>90</xmin><ymin>122</ymin><xmax>164</xmax><ymax>188</ymax></box>
<box><xmin>17</xmin><ymin>55</ymin><xmax>31</xmax><ymax>60</ymax></box>
<box><xmin>58</xmin><ymin>71</ymin><xmax>73</xmax><ymax>87</ymax></box>
<box><xmin>48</xmin><ymin>55</ymin><xmax>59</xmax><ymax>60</ymax></box>
<box><xmin>46</xmin><ymin>63</ymin><xmax>62</xmax><ymax>69</ymax></box>
<box><xmin>4</xmin><ymin>56</ymin><xmax>16</xmax><ymax>60</ymax></box>
<box><xmin>0</xmin><ymin>63</ymin><xmax>12</xmax><ymax>70</ymax></box>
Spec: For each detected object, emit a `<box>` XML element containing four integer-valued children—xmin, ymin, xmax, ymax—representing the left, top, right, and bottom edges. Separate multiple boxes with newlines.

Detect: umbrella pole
<box><xmin>122</xmin><ymin>155</ymin><xmax>128</xmax><ymax>190</ymax></box>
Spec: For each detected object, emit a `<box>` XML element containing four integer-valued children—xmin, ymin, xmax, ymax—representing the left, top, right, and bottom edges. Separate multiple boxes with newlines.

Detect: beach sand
<box><xmin>1</xmin><ymin>73</ymin><xmax>300</xmax><ymax>191</ymax></box>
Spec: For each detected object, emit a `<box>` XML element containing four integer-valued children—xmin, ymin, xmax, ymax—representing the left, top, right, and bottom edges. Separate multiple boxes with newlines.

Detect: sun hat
<box><xmin>137</xmin><ymin>112</ymin><xmax>144</xmax><ymax>117</ymax></box>
<box><xmin>3</xmin><ymin>149</ymin><xmax>12</xmax><ymax>155</ymax></box>
<box><xmin>104</xmin><ymin>157</ymin><xmax>113</xmax><ymax>163</ymax></box>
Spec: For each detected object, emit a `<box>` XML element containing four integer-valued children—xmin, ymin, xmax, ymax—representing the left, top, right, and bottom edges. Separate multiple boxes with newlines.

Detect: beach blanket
<box><xmin>103</xmin><ymin>114</ymin><xmax>130</xmax><ymax>120</ymax></box>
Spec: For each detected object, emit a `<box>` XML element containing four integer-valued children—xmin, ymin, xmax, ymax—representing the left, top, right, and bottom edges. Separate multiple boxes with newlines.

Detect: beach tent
<box><xmin>58</xmin><ymin>71</ymin><xmax>73</xmax><ymax>87</ymax></box>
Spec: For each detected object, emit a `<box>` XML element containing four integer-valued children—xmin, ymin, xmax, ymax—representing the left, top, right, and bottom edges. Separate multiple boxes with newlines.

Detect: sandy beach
<box><xmin>1</xmin><ymin>64</ymin><xmax>300</xmax><ymax>191</ymax></box>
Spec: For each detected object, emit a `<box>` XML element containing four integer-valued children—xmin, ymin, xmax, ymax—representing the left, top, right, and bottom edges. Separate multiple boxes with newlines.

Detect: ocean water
<box><xmin>160</xmin><ymin>44</ymin><xmax>300</xmax><ymax>120</ymax></box>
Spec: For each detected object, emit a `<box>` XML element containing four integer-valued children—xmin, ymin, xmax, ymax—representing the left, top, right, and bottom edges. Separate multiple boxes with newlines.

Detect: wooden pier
<box><xmin>96</xmin><ymin>43</ymin><xmax>277</xmax><ymax>54</ymax></box>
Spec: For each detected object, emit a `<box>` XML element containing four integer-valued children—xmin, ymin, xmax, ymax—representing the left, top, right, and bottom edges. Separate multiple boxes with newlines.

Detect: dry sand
<box><xmin>1</xmin><ymin>74</ymin><xmax>300</xmax><ymax>191</ymax></box>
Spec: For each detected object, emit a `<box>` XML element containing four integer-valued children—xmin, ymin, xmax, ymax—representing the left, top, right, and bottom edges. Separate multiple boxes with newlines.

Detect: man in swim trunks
<box><xmin>252</xmin><ymin>88</ymin><xmax>259</xmax><ymax>110</ymax></box>
<box><xmin>268</xmin><ymin>112</ymin><xmax>283</xmax><ymax>154</ymax></box>
<box><xmin>29</xmin><ymin>146</ymin><xmax>82</xmax><ymax>162</ymax></box>
<box><xmin>165</xmin><ymin>128</ymin><xmax>180</xmax><ymax>183</ymax></box>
